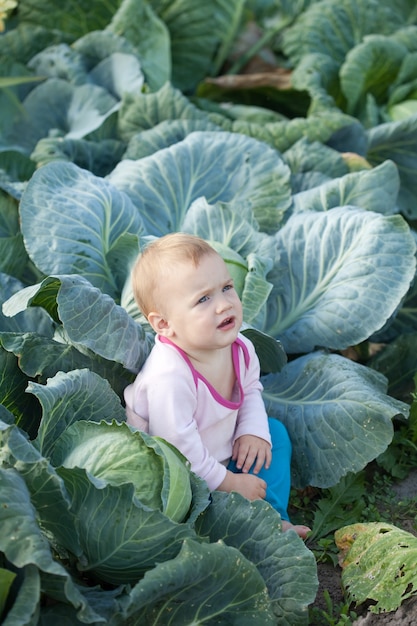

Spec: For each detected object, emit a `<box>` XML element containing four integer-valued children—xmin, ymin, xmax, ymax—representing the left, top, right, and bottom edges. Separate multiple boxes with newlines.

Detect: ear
<box><xmin>147</xmin><ymin>311</ymin><xmax>174</xmax><ymax>337</ymax></box>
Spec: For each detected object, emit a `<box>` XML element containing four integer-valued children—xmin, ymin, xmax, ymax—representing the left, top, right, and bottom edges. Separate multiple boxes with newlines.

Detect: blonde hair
<box><xmin>132</xmin><ymin>233</ymin><xmax>218</xmax><ymax>317</ymax></box>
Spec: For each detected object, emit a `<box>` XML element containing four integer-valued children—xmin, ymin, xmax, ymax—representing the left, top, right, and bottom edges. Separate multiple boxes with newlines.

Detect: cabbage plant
<box><xmin>1</xmin><ymin>0</ymin><xmax>417</xmax><ymax>623</ymax></box>
<box><xmin>0</xmin><ymin>400</ymin><xmax>317</xmax><ymax>623</ymax></box>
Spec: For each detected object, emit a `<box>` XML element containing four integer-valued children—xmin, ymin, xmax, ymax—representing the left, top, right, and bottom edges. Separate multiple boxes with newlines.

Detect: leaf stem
<box><xmin>226</xmin><ymin>19</ymin><xmax>289</xmax><ymax>76</ymax></box>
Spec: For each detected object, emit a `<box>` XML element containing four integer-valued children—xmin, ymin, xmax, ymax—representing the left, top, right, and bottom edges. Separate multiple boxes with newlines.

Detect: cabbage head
<box><xmin>388</xmin><ymin>90</ymin><xmax>417</xmax><ymax>121</ymax></box>
<box><xmin>50</xmin><ymin>420</ymin><xmax>193</xmax><ymax>523</ymax></box>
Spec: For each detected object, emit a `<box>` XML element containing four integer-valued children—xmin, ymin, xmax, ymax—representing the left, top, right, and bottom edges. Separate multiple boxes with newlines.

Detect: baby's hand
<box><xmin>232</xmin><ymin>434</ymin><xmax>272</xmax><ymax>474</ymax></box>
<box><xmin>218</xmin><ymin>471</ymin><xmax>267</xmax><ymax>501</ymax></box>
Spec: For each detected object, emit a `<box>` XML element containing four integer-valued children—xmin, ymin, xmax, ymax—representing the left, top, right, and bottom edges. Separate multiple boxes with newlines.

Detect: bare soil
<box><xmin>311</xmin><ymin>470</ymin><xmax>417</xmax><ymax>625</ymax></box>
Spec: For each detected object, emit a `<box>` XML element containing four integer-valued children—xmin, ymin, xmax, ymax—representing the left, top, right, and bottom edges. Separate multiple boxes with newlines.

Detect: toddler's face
<box><xmin>156</xmin><ymin>252</ymin><xmax>243</xmax><ymax>354</ymax></box>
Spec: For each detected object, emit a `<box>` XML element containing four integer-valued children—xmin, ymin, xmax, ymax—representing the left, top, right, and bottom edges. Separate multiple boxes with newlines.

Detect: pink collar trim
<box><xmin>158</xmin><ymin>335</ymin><xmax>249</xmax><ymax>408</ymax></box>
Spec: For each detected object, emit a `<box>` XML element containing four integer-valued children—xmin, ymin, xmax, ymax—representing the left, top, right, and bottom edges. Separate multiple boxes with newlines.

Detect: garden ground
<box><xmin>310</xmin><ymin>469</ymin><xmax>417</xmax><ymax>625</ymax></box>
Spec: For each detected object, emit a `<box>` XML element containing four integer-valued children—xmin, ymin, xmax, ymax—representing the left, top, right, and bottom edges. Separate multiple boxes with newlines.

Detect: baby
<box><xmin>124</xmin><ymin>233</ymin><xmax>310</xmax><ymax>538</ymax></box>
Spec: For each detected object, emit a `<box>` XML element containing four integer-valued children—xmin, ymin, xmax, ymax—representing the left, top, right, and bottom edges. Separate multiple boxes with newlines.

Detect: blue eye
<box><xmin>197</xmin><ymin>295</ymin><xmax>209</xmax><ymax>304</ymax></box>
<box><xmin>223</xmin><ymin>284</ymin><xmax>233</xmax><ymax>292</ymax></box>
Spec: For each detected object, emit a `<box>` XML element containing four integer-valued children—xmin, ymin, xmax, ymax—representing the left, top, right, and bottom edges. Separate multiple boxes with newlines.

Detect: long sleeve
<box><xmin>124</xmin><ymin>341</ymin><xmax>228</xmax><ymax>490</ymax></box>
<box><xmin>233</xmin><ymin>338</ymin><xmax>272</xmax><ymax>447</ymax></box>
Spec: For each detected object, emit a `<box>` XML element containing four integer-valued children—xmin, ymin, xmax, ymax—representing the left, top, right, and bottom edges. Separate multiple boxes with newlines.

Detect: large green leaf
<box><xmin>0</xmin><ymin>348</ymin><xmax>38</xmax><ymax>433</ymax></box>
<box><xmin>29</xmin><ymin>369</ymin><xmax>126</xmax><ymax>458</ymax></box>
<box><xmin>340</xmin><ymin>35</ymin><xmax>406</xmax><ymax>122</ymax></box>
<box><xmin>19</xmin><ymin>162</ymin><xmax>143</xmax><ymax>299</ymax></box>
<box><xmin>107</xmin><ymin>0</ymin><xmax>170</xmax><ymax>91</ymax></box>
<box><xmin>262</xmin><ymin>352</ymin><xmax>408</xmax><ymax>488</ymax></box>
<box><xmin>0</xmin><ymin>421</ymin><xmax>82</xmax><ymax>557</ymax></box>
<box><xmin>108</xmin><ymin>131</ymin><xmax>292</xmax><ymax>236</ymax></box>
<box><xmin>282</xmin><ymin>0</ymin><xmax>406</xmax><ymax>66</ymax></box>
<box><xmin>368</xmin><ymin>333</ymin><xmax>417</xmax><ymax>400</ymax></box>
<box><xmin>31</xmin><ymin>136</ymin><xmax>126</xmax><ymax>177</ymax></box>
<box><xmin>151</xmin><ymin>0</ymin><xmax>246</xmax><ymax>92</ymax></box>
<box><xmin>284</xmin><ymin>137</ymin><xmax>348</xmax><ymax>193</ymax></box>
<box><xmin>366</xmin><ymin>114</ymin><xmax>417</xmax><ymax>218</ymax></box>
<box><xmin>2</xmin><ymin>275</ymin><xmax>151</xmax><ymax>372</ymax></box>
<box><xmin>292</xmin><ymin>160</ymin><xmax>400</xmax><ymax>215</ymax></box>
<box><xmin>241</xmin><ymin>326</ymin><xmax>287</xmax><ymax>375</ymax></box>
<box><xmin>124</xmin><ymin>538</ymin><xmax>276</xmax><ymax>625</ymax></box>
<box><xmin>17</xmin><ymin>0</ymin><xmax>120</xmax><ymax>38</ymax></box>
<box><xmin>124</xmin><ymin>118</ymin><xmax>222</xmax><ymax>159</ymax></box>
<box><xmin>263</xmin><ymin>207</ymin><xmax>416</xmax><ymax>353</ymax></box>
<box><xmin>0</xmin><ymin>193</ymin><xmax>30</xmax><ymax>280</ymax></box>
<box><xmin>5</xmin><ymin>79</ymin><xmax>119</xmax><ymax>154</ymax></box>
<box><xmin>0</xmin><ymin>274</ymin><xmax>53</xmax><ymax>335</ymax></box>
<box><xmin>51</xmin><ymin>420</ymin><xmax>199</xmax><ymax>524</ymax></box>
<box><xmin>0</xmin><ymin>24</ymin><xmax>72</xmax><ymax>66</ymax></box>
<box><xmin>118</xmin><ymin>82</ymin><xmax>208</xmax><ymax>141</ymax></box>
<box><xmin>196</xmin><ymin>492</ymin><xmax>318</xmax><ymax>626</ymax></box>
<box><xmin>27</xmin><ymin>43</ymin><xmax>88</xmax><ymax>84</ymax></box>
<box><xmin>57</xmin><ymin>466</ymin><xmax>200</xmax><ymax>584</ymax></box>
<box><xmin>0</xmin><ymin>331</ymin><xmax>135</xmax><ymax>395</ymax></box>
<box><xmin>182</xmin><ymin>197</ymin><xmax>275</xmax><ymax>258</ymax></box>
<box><xmin>0</xmin><ymin>467</ymin><xmax>102</xmax><ymax>623</ymax></box>
<box><xmin>89</xmin><ymin>52</ymin><xmax>144</xmax><ymax>98</ymax></box>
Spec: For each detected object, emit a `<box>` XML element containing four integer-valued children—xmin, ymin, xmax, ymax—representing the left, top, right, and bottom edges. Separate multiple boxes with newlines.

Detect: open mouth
<box><xmin>218</xmin><ymin>316</ymin><xmax>234</xmax><ymax>329</ymax></box>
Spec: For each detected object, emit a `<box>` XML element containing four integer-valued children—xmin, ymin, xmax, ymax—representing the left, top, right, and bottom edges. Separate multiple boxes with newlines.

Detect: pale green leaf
<box><xmin>118</xmin><ymin>82</ymin><xmax>207</xmax><ymax>141</ymax></box>
<box><xmin>340</xmin><ymin>35</ymin><xmax>406</xmax><ymax>121</ymax></box>
<box><xmin>262</xmin><ymin>352</ymin><xmax>408</xmax><ymax>488</ymax></box>
<box><xmin>367</xmin><ymin>114</ymin><xmax>417</xmax><ymax>219</ymax></box>
<box><xmin>30</xmin><ymin>369</ymin><xmax>126</xmax><ymax>458</ymax></box>
<box><xmin>18</xmin><ymin>0</ymin><xmax>118</xmax><ymax>37</ymax></box>
<box><xmin>0</xmin><ymin>421</ymin><xmax>82</xmax><ymax>557</ymax></box>
<box><xmin>124</xmin><ymin>118</ymin><xmax>222</xmax><ymax>159</ymax></box>
<box><xmin>152</xmin><ymin>0</ymin><xmax>246</xmax><ymax>92</ymax></box>
<box><xmin>196</xmin><ymin>492</ymin><xmax>318</xmax><ymax>625</ymax></box>
<box><xmin>264</xmin><ymin>208</ymin><xmax>416</xmax><ymax>353</ymax></box>
<box><xmin>107</xmin><ymin>0</ymin><xmax>170</xmax><ymax>91</ymax></box>
<box><xmin>0</xmin><ymin>331</ymin><xmax>135</xmax><ymax>395</ymax></box>
<box><xmin>5</xmin><ymin>79</ymin><xmax>119</xmax><ymax>153</ymax></box>
<box><xmin>0</xmin><ymin>467</ymin><xmax>102</xmax><ymax>622</ymax></box>
<box><xmin>2</xmin><ymin>275</ymin><xmax>151</xmax><ymax>372</ymax></box>
<box><xmin>125</xmin><ymin>538</ymin><xmax>276</xmax><ymax>625</ymax></box>
<box><xmin>109</xmin><ymin>131</ymin><xmax>292</xmax><ymax>236</ymax></box>
<box><xmin>57</xmin><ymin>467</ymin><xmax>199</xmax><ymax>584</ymax></box>
<box><xmin>292</xmin><ymin>160</ymin><xmax>400</xmax><ymax>215</ymax></box>
<box><xmin>282</xmin><ymin>0</ymin><xmax>405</xmax><ymax>66</ymax></box>
<box><xmin>19</xmin><ymin>162</ymin><xmax>143</xmax><ymax>298</ymax></box>
<box><xmin>27</xmin><ymin>43</ymin><xmax>88</xmax><ymax>85</ymax></box>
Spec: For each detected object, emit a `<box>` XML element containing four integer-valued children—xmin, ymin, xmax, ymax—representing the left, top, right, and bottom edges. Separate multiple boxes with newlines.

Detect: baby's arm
<box><xmin>232</xmin><ymin>337</ymin><xmax>273</xmax><ymax>476</ymax></box>
<box><xmin>216</xmin><ymin>468</ymin><xmax>267</xmax><ymax>501</ymax></box>
<box><xmin>232</xmin><ymin>434</ymin><xmax>272</xmax><ymax>474</ymax></box>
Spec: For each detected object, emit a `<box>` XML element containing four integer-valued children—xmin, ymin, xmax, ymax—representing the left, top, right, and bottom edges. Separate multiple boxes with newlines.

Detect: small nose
<box><xmin>216</xmin><ymin>293</ymin><xmax>232</xmax><ymax>314</ymax></box>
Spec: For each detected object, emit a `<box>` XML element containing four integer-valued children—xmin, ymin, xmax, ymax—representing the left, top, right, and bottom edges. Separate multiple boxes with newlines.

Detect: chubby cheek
<box><xmin>231</xmin><ymin>305</ymin><xmax>243</xmax><ymax>329</ymax></box>
<box><xmin>234</xmin><ymin>297</ymin><xmax>243</xmax><ymax>318</ymax></box>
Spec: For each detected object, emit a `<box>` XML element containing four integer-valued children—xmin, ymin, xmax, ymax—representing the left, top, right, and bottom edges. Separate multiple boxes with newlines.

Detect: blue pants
<box><xmin>227</xmin><ymin>418</ymin><xmax>292</xmax><ymax>521</ymax></box>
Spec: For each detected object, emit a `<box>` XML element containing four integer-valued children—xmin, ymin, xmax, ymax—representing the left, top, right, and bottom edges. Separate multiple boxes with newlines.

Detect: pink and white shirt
<box><xmin>124</xmin><ymin>332</ymin><xmax>271</xmax><ymax>490</ymax></box>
